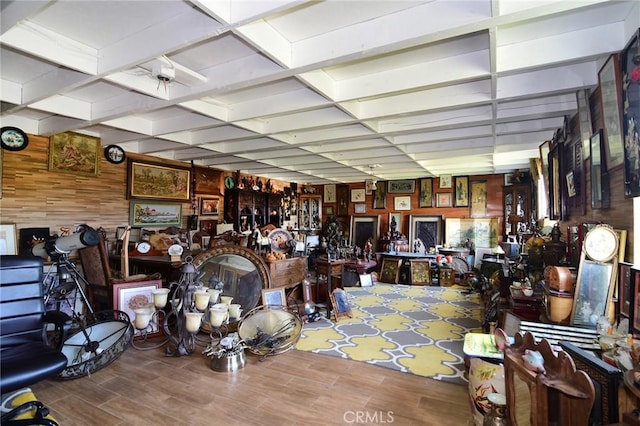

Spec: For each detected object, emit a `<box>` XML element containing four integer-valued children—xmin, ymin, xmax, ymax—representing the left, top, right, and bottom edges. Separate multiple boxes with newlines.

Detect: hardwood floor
<box><xmin>31</xmin><ymin>345</ymin><xmax>475</xmax><ymax>425</ymax></box>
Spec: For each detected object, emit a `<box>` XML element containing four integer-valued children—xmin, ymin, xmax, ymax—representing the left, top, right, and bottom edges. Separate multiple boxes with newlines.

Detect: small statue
<box><xmin>522</xmin><ymin>349</ymin><xmax>545</xmax><ymax>374</ymax></box>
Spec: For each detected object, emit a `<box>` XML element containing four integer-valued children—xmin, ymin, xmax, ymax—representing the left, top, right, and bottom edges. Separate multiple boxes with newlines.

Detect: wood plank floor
<box><xmin>31</xmin><ymin>344</ymin><xmax>475</xmax><ymax>425</ymax></box>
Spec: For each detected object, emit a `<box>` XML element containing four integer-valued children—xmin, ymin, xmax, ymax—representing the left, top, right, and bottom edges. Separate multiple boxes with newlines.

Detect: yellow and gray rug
<box><xmin>296</xmin><ymin>284</ymin><xmax>483</xmax><ymax>385</ymax></box>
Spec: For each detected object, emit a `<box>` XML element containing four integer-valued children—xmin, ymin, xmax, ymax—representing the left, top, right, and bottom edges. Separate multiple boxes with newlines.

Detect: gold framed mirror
<box><xmin>192</xmin><ymin>246</ymin><xmax>271</xmax><ymax>319</ymax></box>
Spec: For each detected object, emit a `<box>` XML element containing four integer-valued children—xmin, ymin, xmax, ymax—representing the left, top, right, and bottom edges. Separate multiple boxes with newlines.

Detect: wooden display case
<box><xmin>299</xmin><ymin>194</ymin><xmax>322</xmax><ymax>230</ymax></box>
<box><xmin>503</xmin><ymin>183</ymin><xmax>532</xmax><ymax>238</ymax></box>
<box><xmin>224</xmin><ymin>188</ymin><xmax>282</xmax><ymax>232</ymax></box>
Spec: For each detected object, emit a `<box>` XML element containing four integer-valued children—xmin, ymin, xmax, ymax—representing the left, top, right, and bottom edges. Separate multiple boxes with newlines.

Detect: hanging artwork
<box><xmin>445</xmin><ymin>218</ymin><xmax>499</xmax><ymax>248</ymax></box>
<box><xmin>49</xmin><ymin>132</ymin><xmax>100</xmax><ymax>176</ymax></box>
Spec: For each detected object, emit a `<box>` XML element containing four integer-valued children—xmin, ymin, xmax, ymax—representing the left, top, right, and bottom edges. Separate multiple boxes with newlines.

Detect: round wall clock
<box><xmin>1</xmin><ymin>127</ymin><xmax>29</xmax><ymax>151</ymax></box>
<box><xmin>583</xmin><ymin>225</ymin><xmax>619</xmax><ymax>262</ymax></box>
<box><xmin>104</xmin><ymin>145</ymin><xmax>125</xmax><ymax>164</ymax></box>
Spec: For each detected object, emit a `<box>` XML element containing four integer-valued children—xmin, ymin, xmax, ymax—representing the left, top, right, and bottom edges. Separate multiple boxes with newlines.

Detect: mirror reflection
<box><xmin>193</xmin><ymin>247</ymin><xmax>270</xmax><ymax>322</ymax></box>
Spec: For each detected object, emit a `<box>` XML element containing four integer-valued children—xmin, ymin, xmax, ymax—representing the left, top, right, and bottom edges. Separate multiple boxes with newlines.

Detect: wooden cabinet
<box><xmin>267</xmin><ymin>256</ymin><xmax>307</xmax><ymax>289</ymax></box>
<box><xmin>299</xmin><ymin>195</ymin><xmax>322</xmax><ymax>230</ymax></box>
<box><xmin>224</xmin><ymin>188</ymin><xmax>282</xmax><ymax>232</ymax></box>
<box><xmin>503</xmin><ymin>183</ymin><xmax>532</xmax><ymax>237</ymax></box>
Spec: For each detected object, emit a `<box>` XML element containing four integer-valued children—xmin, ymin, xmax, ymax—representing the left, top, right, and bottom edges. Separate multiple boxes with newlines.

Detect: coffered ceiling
<box><xmin>1</xmin><ymin>0</ymin><xmax>638</xmax><ymax>184</ymax></box>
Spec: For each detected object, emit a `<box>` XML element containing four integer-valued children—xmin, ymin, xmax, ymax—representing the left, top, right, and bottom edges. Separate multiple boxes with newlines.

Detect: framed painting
<box><xmin>373</xmin><ymin>181</ymin><xmax>387</xmax><ymax>209</ymax></box>
<box><xmin>200</xmin><ymin>196</ymin><xmax>220</xmax><ymax>216</ymax></box>
<box><xmin>439</xmin><ymin>174</ymin><xmax>452</xmax><ymax>188</ymax></box>
<box><xmin>354</xmin><ymin>203</ymin><xmax>366</xmax><ymax>214</ymax></box>
<box><xmin>570</xmin><ymin>259</ymin><xmax>616</xmax><ymax>327</ymax></box>
<box><xmin>351</xmin><ymin>188</ymin><xmax>366</xmax><ymax>202</ymax></box>
<box><xmin>590</xmin><ymin>130</ymin><xmax>610</xmax><ymax>209</ymax></box>
<box><xmin>408</xmin><ymin>215</ymin><xmax>443</xmax><ymax>251</ymax></box>
<box><xmin>393</xmin><ymin>196</ymin><xmax>411</xmax><ymax>211</ymax></box>
<box><xmin>350</xmin><ymin>215</ymin><xmax>380</xmax><ymax>250</ymax></box>
<box><xmin>566</xmin><ymin>171</ymin><xmax>576</xmax><ymax>197</ymax></box>
<box><xmin>470</xmin><ymin>180</ymin><xmax>487</xmax><ymax>218</ymax></box>
<box><xmin>576</xmin><ymin>89</ymin><xmax>592</xmax><ymax>160</ymax></box>
<box><xmin>409</xmin><ymin>259</ymin><xmax>431</xmax><ymax>285</ymax></box>
<box><xmin>127</xmin><ymin>160</ymin><xmax>191</xmax><ymax>202</ymax></box>
<box><xmin>330</xmin><ymin>288</ymin><xmax>353</xmax><ymax>321</ymax></box>
<box><xmin>387</xmin><ymin>179</ymin><xmax>415</xmax><ymax>194</ymax></box>
<box><xmin>359</xmin><ymin>273</ymin><xmax>373</xmax><ymax>287</ymax></box>
<box><xmin>379</xmin><ymin>258</ymin><xmax>401</xmax><ymax>283</ymax></box>
<box><xmin>18</xmin><ymin>227</ymin><xmax>50</xmax><ymax>256</ymax></box>
<box><xmin>324</xmin><ymin>205</ymin><xmax>334</xmax><ymax>215</ymax></box>
<box><xmin>454</xmin><ymin>176</ymin><xmax>469</xmax><ymax>207</ymax></box>
<box><xmin>444</xmin><ymin>218</ymin><xmax>499</xmax><ymax>248</ymax></box>
<box><xmin>194</xmin><ymin>165</ymin><xmax>221</xmax><ymax>194</ymax></box>
<box><xmin>324</xmin><ymin>184</ymin><xmax>336</xmax><ymax>203</ymax></box>
<box><xmin>0</xmin><ymin>224</ymin><xmax>18</xmax><ymax>255</ymax></box>
<box><xmin>598</xmin><ymin>53</ymin><xmax>625</xmax><ymax>170</ymax></box>
<box><xmin>48</xmin><ymin>132</ymin><xmax>99</xmax><ymax>176</ymax></box>
<box><xmin>365</xmin><ymin>179</ymin><xmax>375</xmax><ymax>195</ymax></box>
<box><xmin>419</xmin><ymin>178</ymin><xmax>433</xmax><ymax>207</ymax></box>
<box><xmin>112</xmin><ymin>280</ymin><xmax>162</xmax><ymax>339</ymax></box>
<box><xmin>539</xmin><ymin>140</ymin><xmax>551</xmax><ymax>211</ymax></box>
<box><xmin>336</xmin><ymin>185</ymin><xmax>350</xmax><ymax>216</ymax></box>
<box><xmin>436</xmin><ymin>192</ymin><xmax>452</xmax><ymax>208</ymax></box>
<box><xmin>130</xmin><ymin>200</ymin><xmax>183</xmax><ymax>227</ymax></box>
<box><xmin>261</xmin><ymin>288</ymin><xmax>286</xmax><ymax>309</ymax></box>
<box><xmin>621</xmin><ymin>28</ymin><xmax>640</xmax><ymax>198</ymax></box>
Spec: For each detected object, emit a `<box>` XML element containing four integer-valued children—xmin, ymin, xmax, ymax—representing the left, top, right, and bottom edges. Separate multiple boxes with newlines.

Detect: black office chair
<box><xmin>0</xmin><ymin>255</ymin><xmax>70</xmax><ymax>426</ymax></box>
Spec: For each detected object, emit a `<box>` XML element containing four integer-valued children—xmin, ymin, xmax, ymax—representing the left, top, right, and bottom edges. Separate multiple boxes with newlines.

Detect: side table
<box><xmin>342</xmin><ymin>260</ymin><xmax>377</xmax><ymax>287</ymax></box>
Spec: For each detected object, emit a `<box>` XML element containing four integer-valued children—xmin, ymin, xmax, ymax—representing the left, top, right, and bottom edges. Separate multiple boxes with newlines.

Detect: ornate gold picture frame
<box><xmin>49</xmin><ymin>131</ymin><xmax>100</xmax><ymax>176</ymax></box>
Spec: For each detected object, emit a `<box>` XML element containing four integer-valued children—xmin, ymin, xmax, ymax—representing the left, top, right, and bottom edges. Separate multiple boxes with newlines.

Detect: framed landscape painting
<box><xmin>130</xmin><ymin>200</ymin><xmax>183</xmax><ymax>227</ymax></box>
<box><xmin>128</xmin><ymin>160</ymin><xmax>191</xmax><ymax>202</ymax></box>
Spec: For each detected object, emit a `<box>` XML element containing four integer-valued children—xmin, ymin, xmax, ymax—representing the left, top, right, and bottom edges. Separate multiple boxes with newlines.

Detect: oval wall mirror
<box><xmin>192</xmin><ymin>246</ymin><xmax>271</xmax><ymax>320</ymax></box>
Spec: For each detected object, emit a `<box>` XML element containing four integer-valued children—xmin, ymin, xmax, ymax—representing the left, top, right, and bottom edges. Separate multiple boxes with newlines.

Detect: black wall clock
<box><xmin>104</xmin><ymin>145</ymin><xmax>125</xmax><ymax>164</ymax></box>
<box><xmin>1</xmin><ymin>127</ymin><xmax>29</xmax><ymax>151</ymax></box>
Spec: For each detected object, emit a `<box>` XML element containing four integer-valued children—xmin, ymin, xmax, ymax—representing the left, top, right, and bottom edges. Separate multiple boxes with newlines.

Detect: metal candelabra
<box><xmin>132</xmin><ymin>257</ymin><xmax>208</xmax><ymax>356</ymax></box>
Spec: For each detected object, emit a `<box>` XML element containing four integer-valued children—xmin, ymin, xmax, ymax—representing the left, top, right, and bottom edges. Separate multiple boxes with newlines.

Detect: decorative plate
<box><xmin>224</xmin><ymin>176</ymin><xmax>235</xmax><ymax>189</ymax></box>
<box><xmin>1</xmin><ymin>127</ymin><xmax>29</xmax><ymax>151</ymax></box>
<box><xmin>104</xmin><ymin>145</ymin><xmax>125</xmax><ymax>164</ymax></box>
<box><xmin>268</xmin><ymin>228</ymin><xmax>293</xmax><ymax>253</ymax></box>
<box><xmin>583</xmin><ymin>225</ymin><xmax>619</xmax><ymax>262</ymax></box>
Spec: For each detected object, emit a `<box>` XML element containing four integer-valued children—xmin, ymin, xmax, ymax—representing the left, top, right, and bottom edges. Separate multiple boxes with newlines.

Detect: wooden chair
<box><xmin>504</xmin><ymin>332</ymin><xmax>595</xmax><ymax>426</ymax></box>
<box><xmin>77</xmin><ymin>228</ymin><xmax>159</xmax><ymax>311</ymax></box>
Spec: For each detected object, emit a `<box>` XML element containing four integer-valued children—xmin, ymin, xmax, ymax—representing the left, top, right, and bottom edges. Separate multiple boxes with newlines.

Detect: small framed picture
<box><xmin>439</xmin><ymin>175</ymin><xmax>452</xmax><ymax>188</ymax></box>
<box><xmin>354</xmin><ymin>203</ymin><xmax>367</xmax><ymax>214</ymax></box>
<box><xmin>0</xmin><ymin>224</ymin><xmax>18</xmax><ymax>255</ymax></box>
<box><xmin>324</xmin><ymin>184</ymin><xmax>336</xmax><ymax>203</ymax></box>
<box><xmin>330</xmin><ymin>288</ymin><xmax>353</xmax><ymax>321</ymax></box>
<box><xmin>324</xmin><ymin>205</ymin><xmax>334</xmax><ymax>215</ymax></box>
<box><xmin>454</xmin><ymin>176</ymin><xmax>469</xmax><ymax>207</ymax></box>
<box><xmin>359</xmin><ymin>273</ymin><xmax>373</xmax><ymax>287</ymax></box>
<box><xmin>394</xmin><ymin>196</ymin><xmax>411</xmax><ymax>210</ymax></box>
<box><xmin>261</xmin><ymin>288</ymin><xmax>287</xmax><ymax>309</ymax></box>
<box><xmin>112</xmin><ymin>280</ymin><xmax>163</xmax><ymax>339</ymax></box>
<box><xmin>566</xmin><ymin>172</ymin><xmax>576</xmax><ymax>197</ymax></box>
<box><xmin>200</xmin><ymin>196</ymin><xmax>220</xmax><ymax>216</ymax></box>
<box><xmin>351</xmin><ymin>188</ymin><xmax>366</xmax><ymax>202</ymax></box>
<box><xmin>436</xmin><ymin>193</ymin><xmax>452</xmax><ymax>208</ymax></box>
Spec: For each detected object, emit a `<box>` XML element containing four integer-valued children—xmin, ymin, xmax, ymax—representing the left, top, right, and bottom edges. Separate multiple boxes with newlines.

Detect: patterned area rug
<box><xmin>296</xmin><ymin>284</ymin><xmax>483</xmax><ymax>385</ymax></box>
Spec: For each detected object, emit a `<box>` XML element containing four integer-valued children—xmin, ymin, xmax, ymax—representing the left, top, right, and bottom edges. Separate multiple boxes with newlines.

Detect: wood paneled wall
<box><xmin>0</xmin><ymin>135</ymin><xmax>289</xmax><ymax>241</ymax></box>
<box><xmin>315</xmin><ymin>174</ymin><xmax>505</xmax><ymax>240</ymax></box>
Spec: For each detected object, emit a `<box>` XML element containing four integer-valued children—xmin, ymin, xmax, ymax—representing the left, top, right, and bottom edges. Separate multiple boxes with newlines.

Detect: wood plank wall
<box><xmin>0</xmin><ymin>135</ymin><xmax>287</xmax><ymax>242</ymax></box>
<box><xmin>1</xmin><ymin>129</ymin><xmax>634</xmax><ymax>261</ymax></box>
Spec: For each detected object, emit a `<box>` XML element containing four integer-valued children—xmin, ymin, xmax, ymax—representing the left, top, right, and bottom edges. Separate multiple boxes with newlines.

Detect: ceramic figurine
<box><xmin>522</xmin><ymin>349</ymin><xmax>545</xmax><ymax>374</ymax></box>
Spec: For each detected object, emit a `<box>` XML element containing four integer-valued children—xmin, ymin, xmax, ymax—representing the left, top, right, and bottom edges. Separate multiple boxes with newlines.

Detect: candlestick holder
<box><xmin>132</xmin><ymin>257</ymin><xmax>211</xmax><ymax>356</ymax></box>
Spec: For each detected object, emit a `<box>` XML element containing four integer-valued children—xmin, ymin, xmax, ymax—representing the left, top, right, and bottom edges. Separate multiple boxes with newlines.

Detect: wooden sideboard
<box><xmin>267</xmin><ymin>256</ymin><xmax>307</xmax><ymax>289</ymax></box>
